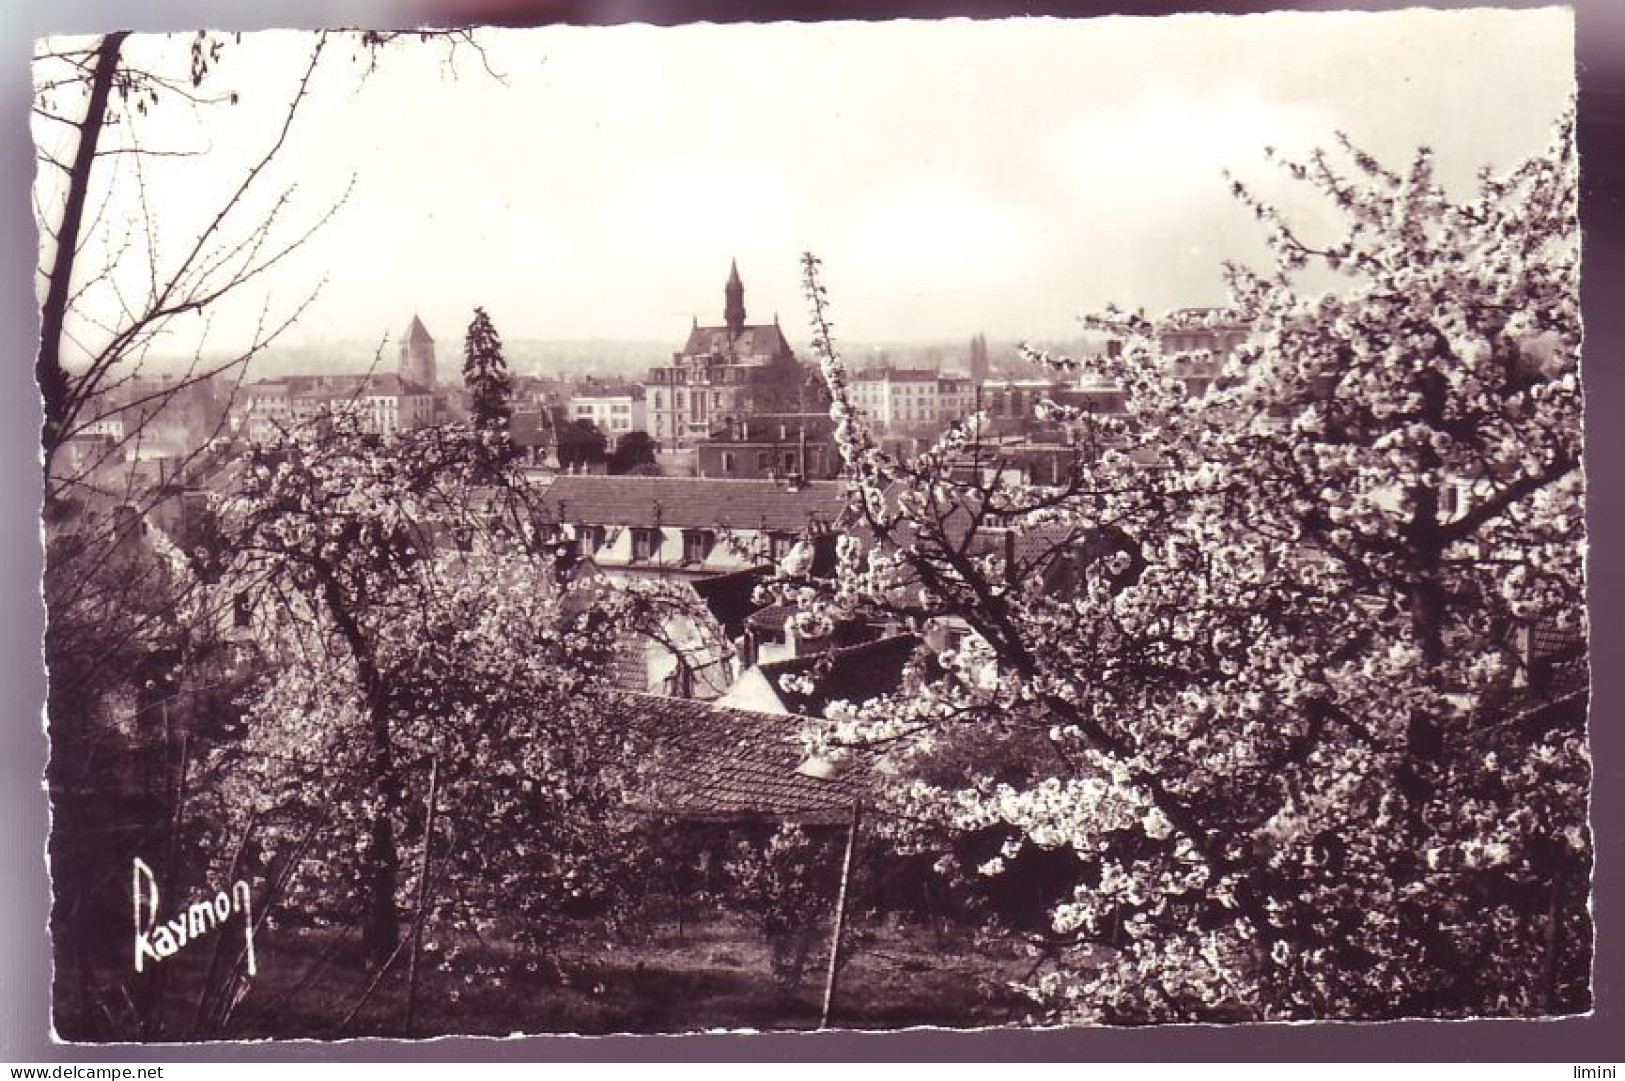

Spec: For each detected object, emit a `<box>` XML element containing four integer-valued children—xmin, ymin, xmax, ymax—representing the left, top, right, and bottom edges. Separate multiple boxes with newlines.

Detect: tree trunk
<box><xmin>315</xmin><ymin>567</ymin><xmax>400</xmax><ymax>966</ymax></box>
<box><xmin>38</xmin><ymin>32</ymin><xmax>127</xmax><ymax>462</ymax></box>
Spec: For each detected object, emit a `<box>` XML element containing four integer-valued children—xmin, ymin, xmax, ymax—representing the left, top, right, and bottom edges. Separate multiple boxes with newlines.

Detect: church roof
<box><xmin>681</xmin><ymin>322</ymin><xmax>793</xmax><ymax>360</ymax></box>
<box><xmin>403</xmin><ymin>314</ymin><xmax>434</xmax><ymax>345</ymax></box>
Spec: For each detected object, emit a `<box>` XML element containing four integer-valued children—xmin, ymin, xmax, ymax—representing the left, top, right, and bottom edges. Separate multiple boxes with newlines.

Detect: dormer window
<box><xmin>576</xmin><ymin>525</ymin><xmax>605</xmax><ymax>558</ymax></box>
<box><xmin>631</xmin><ymin>527</ymin><xmax>662</xmax><ymax>562</ymax></box>
<box><xmin>682</xmin><ymin>529</ymin><xmax>715</xmax><ymax>565</ymax></box>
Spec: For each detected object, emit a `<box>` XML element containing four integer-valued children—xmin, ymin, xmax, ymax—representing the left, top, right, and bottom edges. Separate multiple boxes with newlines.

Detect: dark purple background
<box><xmin>2</xmin><ymin>0</ymin><xmax>1618</xmax><ymax>1062</ymax></box>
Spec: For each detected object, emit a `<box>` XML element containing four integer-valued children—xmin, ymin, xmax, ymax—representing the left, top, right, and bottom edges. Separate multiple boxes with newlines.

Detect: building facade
<box><xmin>694</xmin><ymin>413</ymin><xmax>840</xmax><ymax>480</ymax></box>
<box><xmin>645</xmin><ymin>262</ymin><xmax>799</xmax><ymax>450</ymax></box>
<box><xmin>533</xmin><ymin>474</ymin><xmax>846</xmax><ymax>581</ymax></box>
<box><xmin>849</xmin><ymin>368</ymin><xmax>975</xmax><ymax>432</ymax></box>
<box><xmin>568</xmin><ymin>385</ymin><xmax>647</xmax><ymax>447</ymax></box>
<box><xmin>238</xmin><ymin>316</ymin><xmax>441</xmax><ymax>441</ymax></box>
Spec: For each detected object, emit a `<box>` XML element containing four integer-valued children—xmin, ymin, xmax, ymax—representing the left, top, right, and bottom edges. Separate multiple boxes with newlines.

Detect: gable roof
<box><xmin>689</xmin><ymin>566</ymin><xmax>771</xmax><ymax>639</ymax></box>
<box><xmin>605</xmin><ymin>692</ymin><xmax>864</xmax><ymax>824</ymax></box>
<box><xmin>756</xmin><ymin>633</ymin><xmax>922</xmax><ymax>717</ymax></box>
<box><xmin>682</xmin><ymin>323</ymin><xmax>793</xmax><ymax>360</ymax></box>
<box><xmin>535</xmin><ymin>475</ymin><xmax>847</xmax><ymax>533</ymax></box>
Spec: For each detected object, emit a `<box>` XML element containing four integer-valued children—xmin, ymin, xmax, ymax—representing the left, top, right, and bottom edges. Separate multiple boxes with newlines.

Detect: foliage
<box><xmin>752</xmin><ymin>352</ymin><xmax>832</xmax><ymax>415</ymax></box>
<box><xmin>462</xmin><ymin>306</ymin><xmax>513</xmax><ymax>434</ymax></box>
<box><xmin>784</xmin><ymin>115</ymin><xmax>1587</xmax><ymax>1022</ymax></box>
<box><xmin>608</xmin><ymin>430</ymin><xmax>658</xmax><ymax>475</ymax></box>
<box><xmin>722</xmin><ymin>824</ymin><xmax>843</xmax><ymax>996</ymax></box>
<box><xmin>202</xmin><ymin>415</ymin><xmax>646</xmax><ymax>978</ymax></box>
<box><xmin>556</xmin><ymin>418</ymin><xmax>608</xmax><ymax>471</ymax></box>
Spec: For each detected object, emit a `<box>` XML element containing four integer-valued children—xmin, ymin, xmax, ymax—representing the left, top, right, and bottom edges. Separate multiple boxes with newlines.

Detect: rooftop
<box><xmin>689</xmin><ymin>566</ymin><xmax>772</xmax><ymax>640</ymax></box>
<box><xmin>570</xmin><ymin>384</ymin><xmax>646</xmax><ymax>401</ymax></box>
<box><xmin>403</xmin><ymin>314</ymin><xmax>434</xmax><ymax>344</ymax></box>
<box><xmin>605</xmin><ymin>692</ymin><xmax>864</xmax><ymax>824</ymax></box>
<box><xmin>757</xmin><ymin>633</ymin><xmax>923</xmax><ymax>717</ymax></box>
<box><xmin>535</xmin><ymin>475</ymin><xmax>848</xmax><ymax>533</ymax></box>
<box><xmin>681</xmin><ymin>323</ymin><xmax>793</xmax><ymax>360</ymax></box>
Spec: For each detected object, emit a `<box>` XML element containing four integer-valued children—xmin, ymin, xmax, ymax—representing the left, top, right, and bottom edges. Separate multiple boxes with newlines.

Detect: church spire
<box><xmin>724</xmin><ymin>258</ymin><xmax>746</xmax><ymax>339</ymax></box>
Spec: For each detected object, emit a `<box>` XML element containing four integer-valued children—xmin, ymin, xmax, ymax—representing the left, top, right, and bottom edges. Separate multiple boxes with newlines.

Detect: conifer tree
<box><xmin>462</xmin><ymin>306</ymin><xmax>513</xmax><ymax>433</ymax></box>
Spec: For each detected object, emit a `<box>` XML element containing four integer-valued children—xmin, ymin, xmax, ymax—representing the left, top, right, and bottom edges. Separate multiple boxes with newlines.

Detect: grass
<box><xmin>58</xmin><ymin>911</ymin><xmax>1043</xmax><ymax>1040</ymax></box>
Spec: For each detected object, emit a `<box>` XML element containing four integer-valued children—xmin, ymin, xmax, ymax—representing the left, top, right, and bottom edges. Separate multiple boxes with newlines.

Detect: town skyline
<box><xmin>33</xmin><ymin>9</ymin><xmax>1574</xmax><ymax>364</ymax></box>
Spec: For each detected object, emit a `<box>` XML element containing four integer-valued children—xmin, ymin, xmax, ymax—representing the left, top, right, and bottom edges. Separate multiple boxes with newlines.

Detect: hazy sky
<box><xmin>34</xmin><ymin>7</ymin><xmax>1575</xmax><ymax>359</ymax></box>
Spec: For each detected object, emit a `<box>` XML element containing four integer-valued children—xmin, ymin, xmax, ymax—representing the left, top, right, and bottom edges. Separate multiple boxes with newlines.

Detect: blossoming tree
<box><xmin>202</xmin><ymin>416</ymin><xmax>663</xmax><ymax>989</ymax></box>
<box><xmin>785</xmin><ymin>114</ymin><xmax>1587</xmax><ymax>1022</ymax></box>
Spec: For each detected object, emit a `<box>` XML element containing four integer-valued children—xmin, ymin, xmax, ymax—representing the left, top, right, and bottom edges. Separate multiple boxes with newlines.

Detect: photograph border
<box><xmin>2</xmin><ymin>0</ymin><xmax>1620</xmax><ymax>1062</ymax></box>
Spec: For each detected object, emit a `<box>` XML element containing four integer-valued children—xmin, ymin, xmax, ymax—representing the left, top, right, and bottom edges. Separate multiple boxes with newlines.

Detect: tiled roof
<box><xmin>534</xmin><ymin>475</ymin><xmax>847</xmax><ymax>533</ymax></box>
<box><xmin>757</xmin><ymin>633</ymin><xmax>922</xmax><ymax>717</ymax></box>
<box><xmin>355</xmin><ymin>373</ymin><xmax>433</xmax><ymax>397</ymax></box>
<box><xmin>747</xmin><ymin>603</ymin><xmax>796</xmax><ymax>633</ymax></box>
<box><xmin>510</xmin><ymin>409</ymin><xmax>550</xmax><ymax>446</ymax></box>
<box><xmin>705</xmin><ymin>413</ymin><xmax>837</xmax><ymax>443</ymax></box>
<box><xmin>256</xmin><ymin>373</ymin><xmax>432</xmax><ymax>400</ymax></box>
<box><xmin>606</xmin><ymin>693</ymin><xmax>864</xmax><ymax>824</ymax></box>
<box><xmin>682</xmin><ymin>323</ymin><xmax>793</xmax><ymax>359</ymax></box>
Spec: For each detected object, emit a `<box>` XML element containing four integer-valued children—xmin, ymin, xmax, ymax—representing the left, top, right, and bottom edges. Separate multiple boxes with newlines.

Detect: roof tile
<box><xmin>535</xmin><ymin>475</ymin><xmax>847</xmax><ymax>533</ymax></box>
<box><xmin>606</xmin><ymin>693</ymin><xmax>864</xmax><ymax>823</ymax></box>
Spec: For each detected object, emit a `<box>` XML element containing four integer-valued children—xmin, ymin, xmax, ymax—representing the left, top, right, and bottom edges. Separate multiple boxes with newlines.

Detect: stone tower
<box><xmin>399</xmin><ymin>314</ymin><xmax>436</xmax><ymax>388</ymax></box>
<box><xmin>724</xmin><ymin>259</ymin><xmax>746</xmax><ymax>340</ymax></box>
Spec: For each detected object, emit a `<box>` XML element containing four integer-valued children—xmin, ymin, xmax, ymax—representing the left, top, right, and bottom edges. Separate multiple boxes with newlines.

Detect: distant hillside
<box><xmin>147</xmin><ymin>334</ymin><xmax>1100</xmax><ymax>384</ymax></box>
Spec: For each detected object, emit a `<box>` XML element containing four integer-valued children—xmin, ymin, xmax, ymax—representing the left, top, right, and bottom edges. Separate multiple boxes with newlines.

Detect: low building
<box><xmin>694</xmin><ymin>413</ymin><xmax>841</xmax><ymax>480</ymax></box>
<box><xmin>603</xmin><ymin>692</ymin><xmax>866</xmax><ymax>826</ymax></box>
<box><xmin>849</xmin><ymin>368</ymin><xmax>975</xmax><ymax>433</ymax></box>
<box><xmin>237</xmin><ymin>373</ymin><xmax>435</xmax><ymax>441</ymax></box>
<box><xmin>719</xmin><ymin>633</ymin><xmax>922</xmax><ymax>717</ymax></box>
<box><xmin>532</xmin><ymin>475</ymin><xmax>847</xmax><ymax>581</ymax></box>
<box><xmin>568</xmin><ymin>384</ymin><xmax>647</xmax><ymax>447</ymax></box>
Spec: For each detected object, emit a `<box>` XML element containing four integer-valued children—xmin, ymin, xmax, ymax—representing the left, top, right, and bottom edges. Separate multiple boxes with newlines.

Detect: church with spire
<box><xmin>645</xmin><ymin>260</ymin><xmax>799</xmax><ymax>451</ymax></box>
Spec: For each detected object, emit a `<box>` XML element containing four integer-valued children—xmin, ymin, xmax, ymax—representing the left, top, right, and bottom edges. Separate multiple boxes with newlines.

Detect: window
<box><xmin>784</xmin><ymin>452</ymin><xmax>798</xmax><ymax>473</ymax></box>
<box><xmin>722</xmin><ymin>451</ymin><xmax>735</xmax><ymax>474</ymax></box>
<box><xmin>682</xmin><ymin>529</ymin><xmax>715</xmax><ymax>564</ymax></box>
<box><xmin>631</xmin><ymin>527</ymin><xmax>662</xmax><ymax>562</ymax></box>
<box><xmin>768</xmin><ymin>532</ymin><xmax>796</xmax><ymax>560</ymax></box>
<box><xmin>757</xmin><ymin>451</ymin><xmax>771</xmax><ymax>471</ymax></box>
<box><xmin>576</xmin><ymin>525</ymin><xmax>605</xmax><ymax>558</ymax></box>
